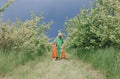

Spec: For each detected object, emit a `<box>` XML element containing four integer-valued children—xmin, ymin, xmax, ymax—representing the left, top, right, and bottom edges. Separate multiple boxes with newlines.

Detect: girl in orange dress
<box><xmin>52</xmin><ymin>33</ymin><xmax>66</xmax><ymax>61</ymax></box>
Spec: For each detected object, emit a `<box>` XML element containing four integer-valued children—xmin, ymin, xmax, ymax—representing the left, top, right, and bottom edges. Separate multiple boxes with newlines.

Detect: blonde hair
<box><xmin>58</xmin><ymin>32</ymin><xmax>62</xmax><ymax>38</ymax></box>
<box><xmin>58</xmin><ymin>32</ymin><xmax>62</xmax><ymax>36</ymax></box>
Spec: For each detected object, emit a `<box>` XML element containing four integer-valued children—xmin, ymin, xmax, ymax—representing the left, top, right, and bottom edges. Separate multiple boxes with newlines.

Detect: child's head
<box><xmin>58</xmin><ymin>32</ymin><xmax>62</xmax><ymax>38</ymax></box>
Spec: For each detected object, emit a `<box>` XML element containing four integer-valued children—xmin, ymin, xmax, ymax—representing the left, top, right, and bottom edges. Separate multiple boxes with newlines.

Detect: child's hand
<box><xmin>61</xmin><ymin>45</ymin><xmax>64</xmax><ymax>49</ymax></box>
<box><xmin>53</xmin><ymin>43</ymin><xmax>57</xmax><ymax>47</ymax></box>
<box><xmin>61</xmin><ymin>49</ymin><xmax>63</xmax><ymax>52</ymax></box>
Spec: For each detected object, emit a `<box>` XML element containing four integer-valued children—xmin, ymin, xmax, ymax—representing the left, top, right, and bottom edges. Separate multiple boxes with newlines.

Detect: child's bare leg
<box><xmin>52</xmin><ymin>58</ymin><xmax>56</xmax><ymax>61</ymax></box>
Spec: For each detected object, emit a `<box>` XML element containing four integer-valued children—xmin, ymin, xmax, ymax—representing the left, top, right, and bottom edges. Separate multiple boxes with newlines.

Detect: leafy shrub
<box><xmin>0</xmin><ymin>16</ymin><xmax>52</xmax><ymax>54</ymax></box>
<box><xmin>65</xmin><ymin>0</ymin><xmax>120</xmax><ymax>49</ymax></box>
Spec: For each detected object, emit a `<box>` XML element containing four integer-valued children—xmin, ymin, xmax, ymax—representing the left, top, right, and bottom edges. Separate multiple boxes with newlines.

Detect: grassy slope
<box><xmin>0</xmin><ymin>49</ymin><xmax>41</xmax><ymax>76</ymax></box>
<box><xmin>0</xmin><ymin>51</ymin><xmax>104</xmax><ymax>79</ymax></box>
<box><xmin>75</xmin><ymin>48</ymin><xmax>120</xmax><ymax>79</ymax></box>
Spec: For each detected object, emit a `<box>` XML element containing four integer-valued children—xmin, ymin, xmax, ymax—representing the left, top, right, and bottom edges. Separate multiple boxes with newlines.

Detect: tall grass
<box><xmin>74</xmin><ymin>47</ymin><xmax>120</xmax><ymax>79</ymax></box>
<box><xmin>0</xmin><ymin>48</ymin><xmax>46</xmax><ymax>76</ymax></box>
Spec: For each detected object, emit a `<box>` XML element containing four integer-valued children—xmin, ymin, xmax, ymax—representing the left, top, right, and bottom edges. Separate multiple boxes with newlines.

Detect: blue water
<box><xmin>1</xmin><ymin>0</ymin><xmax>94</xmax><ymax>38</ymax></box>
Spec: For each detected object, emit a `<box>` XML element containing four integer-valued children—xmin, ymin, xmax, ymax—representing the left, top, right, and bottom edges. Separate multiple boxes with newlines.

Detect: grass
<box><xmin>0</xmin><ymin>47</ymin><xmax>117</xmax><ymax>79</ymax></box>
<box><xmin>0</xmin><ymin>48</ymin><xmax>45</xmax><ymax>76</ymax></box>
<box><xmin>1</xmin><ymin>51</ymin><xmax>104</xmax><ymax>79</ymax></box>
<box><xmin>74</xmin><ymin>47</ymin><xmax>120</xmax><ymax>79</ymax></box>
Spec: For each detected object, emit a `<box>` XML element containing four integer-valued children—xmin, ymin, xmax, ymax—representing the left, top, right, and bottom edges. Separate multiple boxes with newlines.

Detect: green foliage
<box><xmin>0</xmin><ymin>0</ymin><xmax>14</xmax><ymax>12</ymax></box>
<box><xmin>65</xmin><ymin>0</ymin><xmax>120</xmax><ymax>49</ymax></box>
<box><xmin>0</xmin><ymin>16</ymin><xmax>52</xmax><ymax>53</ymax></box>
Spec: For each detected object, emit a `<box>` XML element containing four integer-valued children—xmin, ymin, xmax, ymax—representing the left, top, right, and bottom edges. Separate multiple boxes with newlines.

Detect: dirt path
<box><xmin>1</xmin><ymin>53</ymin><xmax>105</xmax><ymax>79</ymax></box>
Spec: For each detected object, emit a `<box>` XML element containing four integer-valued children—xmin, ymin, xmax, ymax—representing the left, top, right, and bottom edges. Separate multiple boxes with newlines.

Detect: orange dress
<box><xmin>52</xmin><ymin>43</ymin><xmax>66</xmax><ymax>59</ymax></box>
<box><xmin>52</xmin><ymin>44</ymin><xmax>58</xmax><ymax>58</ymax></box>
<box><xmin>61</xmin><ymin>49</ymin><xmax>66</xmax><ymax>59</ymax></box>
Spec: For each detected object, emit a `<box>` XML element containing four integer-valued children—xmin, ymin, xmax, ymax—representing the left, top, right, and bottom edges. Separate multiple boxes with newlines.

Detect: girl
<box><xmin>52</xmin><ymin>32</ymin><xmax>65</xmax><ymax>60</ymax></box>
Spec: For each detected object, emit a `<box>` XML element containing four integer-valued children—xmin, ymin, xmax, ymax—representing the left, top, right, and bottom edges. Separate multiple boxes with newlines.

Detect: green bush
<box><xmin>65</xmin><ymin>0</ymin><xmax>120</xmax><ymax>49</ymax></box>
<box><xmin>0</xmin><ymin>16</ymin><xmax>52</xmax><ymax>54</ymax></box>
